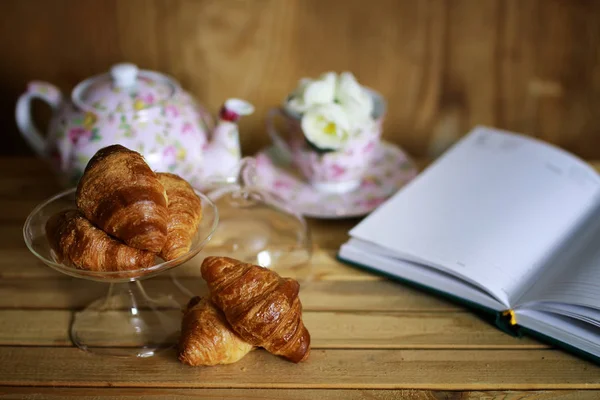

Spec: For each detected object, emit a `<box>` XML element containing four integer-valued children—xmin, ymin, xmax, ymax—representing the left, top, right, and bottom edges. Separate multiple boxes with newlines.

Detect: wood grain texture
<box><xmin>1</xmin><ymin>347</ymin><xmax>598</xmax><ymax>389</ymax></box>
<box><xmin>2</xmin><ymin>388</ymin><xmax>600</xmax><ymax>400</ymax></box>
<box><xmin>2</xmin><ymin>1</ymin><xmax>600</xmax><ymax>158</ymax></box>
<box><xmin>0</xmin><ymin>277</ymin><xmax>461</xmax><ymax>311</ymax></box>
<box><xmin>0</xmin><ymin>309</ymin><xmax>546</xmax><ymax>349</ymax></box>
<box><xmin>2</xmin><ymin>158</ymin><xmax>600</xmax><ymax>395</ymax></box>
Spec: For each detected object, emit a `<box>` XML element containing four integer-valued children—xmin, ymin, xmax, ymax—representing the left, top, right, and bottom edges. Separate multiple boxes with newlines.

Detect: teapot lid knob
<box><xmin>110</xmin><ymin>63</ymin><xmax>138</xmax><ymax>88</ymax></box>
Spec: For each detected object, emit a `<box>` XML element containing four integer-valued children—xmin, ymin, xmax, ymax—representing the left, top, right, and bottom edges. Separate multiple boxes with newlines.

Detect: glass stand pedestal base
<box><xmin>70</xmin><ymin>281</ymin><xmax>181</xmax><ymax>357</ymax></box>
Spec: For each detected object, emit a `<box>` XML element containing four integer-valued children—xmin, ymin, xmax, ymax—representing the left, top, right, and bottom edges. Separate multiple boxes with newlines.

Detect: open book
<box><xmin>338</xmin><ymin>126</ymin><xmax>600</xmax><ymax>363</ymax></box>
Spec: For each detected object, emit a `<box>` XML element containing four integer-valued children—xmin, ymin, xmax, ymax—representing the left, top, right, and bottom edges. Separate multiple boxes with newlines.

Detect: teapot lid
<box><xmin>72</xmin><ymin>63</ymin><xmax>179</xmax><ymax>114</ymax></box>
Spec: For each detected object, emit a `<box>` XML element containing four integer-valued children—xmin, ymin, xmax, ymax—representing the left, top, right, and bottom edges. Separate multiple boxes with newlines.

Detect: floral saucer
<box><xmin>253</xmin><ymin>141</ymin><xmax>418</xmax><ymax>219</ymax></box>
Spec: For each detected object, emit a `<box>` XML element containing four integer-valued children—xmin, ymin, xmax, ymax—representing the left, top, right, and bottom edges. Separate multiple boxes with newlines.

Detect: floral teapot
<box><xmin>16</xmin><ymin>63</ymin><xmax>254</xmax><ymax>187</ymax></box>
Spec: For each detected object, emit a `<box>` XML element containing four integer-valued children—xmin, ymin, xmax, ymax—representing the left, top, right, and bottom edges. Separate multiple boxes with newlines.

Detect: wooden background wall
<box><xmin>1</xmin><ymin>0</ymin><xmax>600</xmax><ymax>159</ymax></box>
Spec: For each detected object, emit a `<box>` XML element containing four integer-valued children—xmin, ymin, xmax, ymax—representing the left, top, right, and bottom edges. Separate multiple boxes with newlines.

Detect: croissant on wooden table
<box><xmin>157</xmin><ymin>173</ymin><xmax>203</xmax><ymax>261</ymax></box>
<box><xmin>76</xmin><ymin>145</ymin><xmax>169</xmax><ymax>253</ymax></box>
<box><xmin>45</xmin><ymin>210</ymin><xmax>155</xmax><ymax>271</ymax></box>
<box><xmin>201</xmin><ymin>256</ymin><xmax>311</xmax><ymax>363</ymax></box>
<box><xmin>178</xmin><ymin>296</ymin><xmax>254</xmax><ymax>366</ymax></box>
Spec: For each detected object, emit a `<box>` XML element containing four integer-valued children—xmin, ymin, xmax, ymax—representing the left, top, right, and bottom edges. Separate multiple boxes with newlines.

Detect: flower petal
<box><xmin>301</xmin><ymin>103</ymin><xmax>350</xmax><ymax>151</ymax></box>
<box><xmin>303</xmin><ymin>79</ymin><xmax>336</xmax><ymax>107</ymax></box>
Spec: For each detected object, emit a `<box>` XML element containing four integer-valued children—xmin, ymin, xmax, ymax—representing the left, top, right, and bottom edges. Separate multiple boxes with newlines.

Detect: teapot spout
<box><xmin>205</xmin><ymin>99</ymin><xmax>254</xmax><ymax>180</ymax></box>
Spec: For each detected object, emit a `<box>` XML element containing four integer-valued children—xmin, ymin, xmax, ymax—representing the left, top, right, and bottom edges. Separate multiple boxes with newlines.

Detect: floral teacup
<box><xmin>267</xmin><ymin>73</ymin><xmax>386</xmax><ymax>194</ymax></box>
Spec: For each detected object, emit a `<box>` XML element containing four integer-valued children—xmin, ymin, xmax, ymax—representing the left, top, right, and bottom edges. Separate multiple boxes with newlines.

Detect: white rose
<box><xmin>285</xmin><ymin>72</ymin><xmax>337</xmax><ymax>114</ymax></box>
<box><xmin>301</xmin><ymin>103</ymin><xmax>351</xmax><ymax>151</ymax></box>
<box><xmin>336</xmin><ymin>72</ymin><xmax>374</xmax><ymax>130</ymax></box>
<box><xmin>285</xmin><ymin>78</ymin><xmax>312</xmax><ymax>114</ymax></box>
<box><xmin>304</xmin><ymin>71</ymin><xmax>336</xmax><ymax>105</ymax></box>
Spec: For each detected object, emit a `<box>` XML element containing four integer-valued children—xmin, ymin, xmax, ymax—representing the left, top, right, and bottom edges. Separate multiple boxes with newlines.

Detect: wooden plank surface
<box><xmin>2</xmin><ymin>158</ymin><xmax>600</xmax><ymax>397</ymax></box>
<box><xmin>0</xmin><ymin>277</ymin><xmax>462</xmax><ymax>312</ymax></box>
<box><xmin>2</xmin><ymin>387</ymin><xmax>600</xmax><ymax>400</ymax></box>
<box><xmin>0</xmin><ymin>309</ymin><xmax>545</xmax><ymax>349</ymax></box>
<box><xmin>1</xmin><ymin>347</ymin><xmax>598</xmax><ymax>390</ymax></box>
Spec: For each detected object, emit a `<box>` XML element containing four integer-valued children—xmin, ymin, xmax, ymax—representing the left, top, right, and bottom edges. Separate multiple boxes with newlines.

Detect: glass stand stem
<box><xmin>70</xmin><ymin>280</ymin><xmax>182</xmax><ymax>358</ymax></box>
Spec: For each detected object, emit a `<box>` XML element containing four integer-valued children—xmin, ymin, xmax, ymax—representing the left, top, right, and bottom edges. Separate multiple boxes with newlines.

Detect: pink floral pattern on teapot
<box><xmin>16</xmin><ymin>63</ymin><xmax>254</xmax><ymax>187</ymax></box>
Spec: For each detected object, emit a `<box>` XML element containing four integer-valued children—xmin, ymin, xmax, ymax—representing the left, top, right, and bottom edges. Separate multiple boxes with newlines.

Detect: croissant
<box><xmin>157</xmin><ymin>173</ymin><xmax>202</xmax><ymax>261</ymax></box>
<box><xmin>45</xmin><ymin>210</ymin><xmax>155</xmax><ymax>271</ymax></box>
<box><xmin>201</xmin><ymin>256</ymin><xmax>311</xmax><ymax>363</ymax></box>
<box><xmin>178</xmin><ymin>296</ymin><xmax>254</xmax><ymax>366</ymax></box>
<box><xmin>76</xmin><ymin>145</ymin><xmax>168</xmax><ymax>253</ymax></box>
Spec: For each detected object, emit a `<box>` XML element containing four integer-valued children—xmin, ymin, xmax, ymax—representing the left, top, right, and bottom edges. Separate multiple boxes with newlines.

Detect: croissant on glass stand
<box><xmin>201</xmin><ymin>256</ymin><xmax>311</xmax><ymax>363</ymax></box>
<box><xmin>76</xmin><ymin>145</ymin><xmax>169</xmax><ymax>253</ymax></box>
<box><xmin>45</xmin><ymin>210</ymin><xmax>155</xmax><ymax>271</ymax></box>
<box><xmin>178</xmin><ymin>296</ymin><xmax>254</xmax><ymax>366</ymax></box>
<box><xmin>157</xmin><ymin>172</ymin><xmax>203</xmax><ymax>261</ymax></box>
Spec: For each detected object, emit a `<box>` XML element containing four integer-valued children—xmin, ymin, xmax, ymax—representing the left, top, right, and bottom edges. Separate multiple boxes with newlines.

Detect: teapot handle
<box><xmin>15</xmin><ymin>81</ymin><xmax>63</xmax><ymax>157</ymax></box>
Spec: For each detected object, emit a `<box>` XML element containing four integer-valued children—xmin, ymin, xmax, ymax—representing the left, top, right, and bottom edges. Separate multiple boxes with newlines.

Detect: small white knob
<box><xmin>110</xmin><ymin>63</ymin><xmax>138</xmax><ymax>88</ymax></box>
<box><xmin>225</xmin><ymin>98</ymin><xmax>255</xmax><ymax>116</ymax></box>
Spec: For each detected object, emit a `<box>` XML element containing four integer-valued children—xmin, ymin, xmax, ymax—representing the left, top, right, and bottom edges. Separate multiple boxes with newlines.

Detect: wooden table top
<box><xmin>1</xmin><ymin>157</ymin><xmax>600</xmax><ymax>400</ymax></box>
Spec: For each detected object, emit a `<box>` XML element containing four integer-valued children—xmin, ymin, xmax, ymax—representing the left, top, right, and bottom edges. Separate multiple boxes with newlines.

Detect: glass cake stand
<box><xmin>23</xmin><ymin>188</ymin><xmax>218</xmax><ymax>358</ymax></box>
